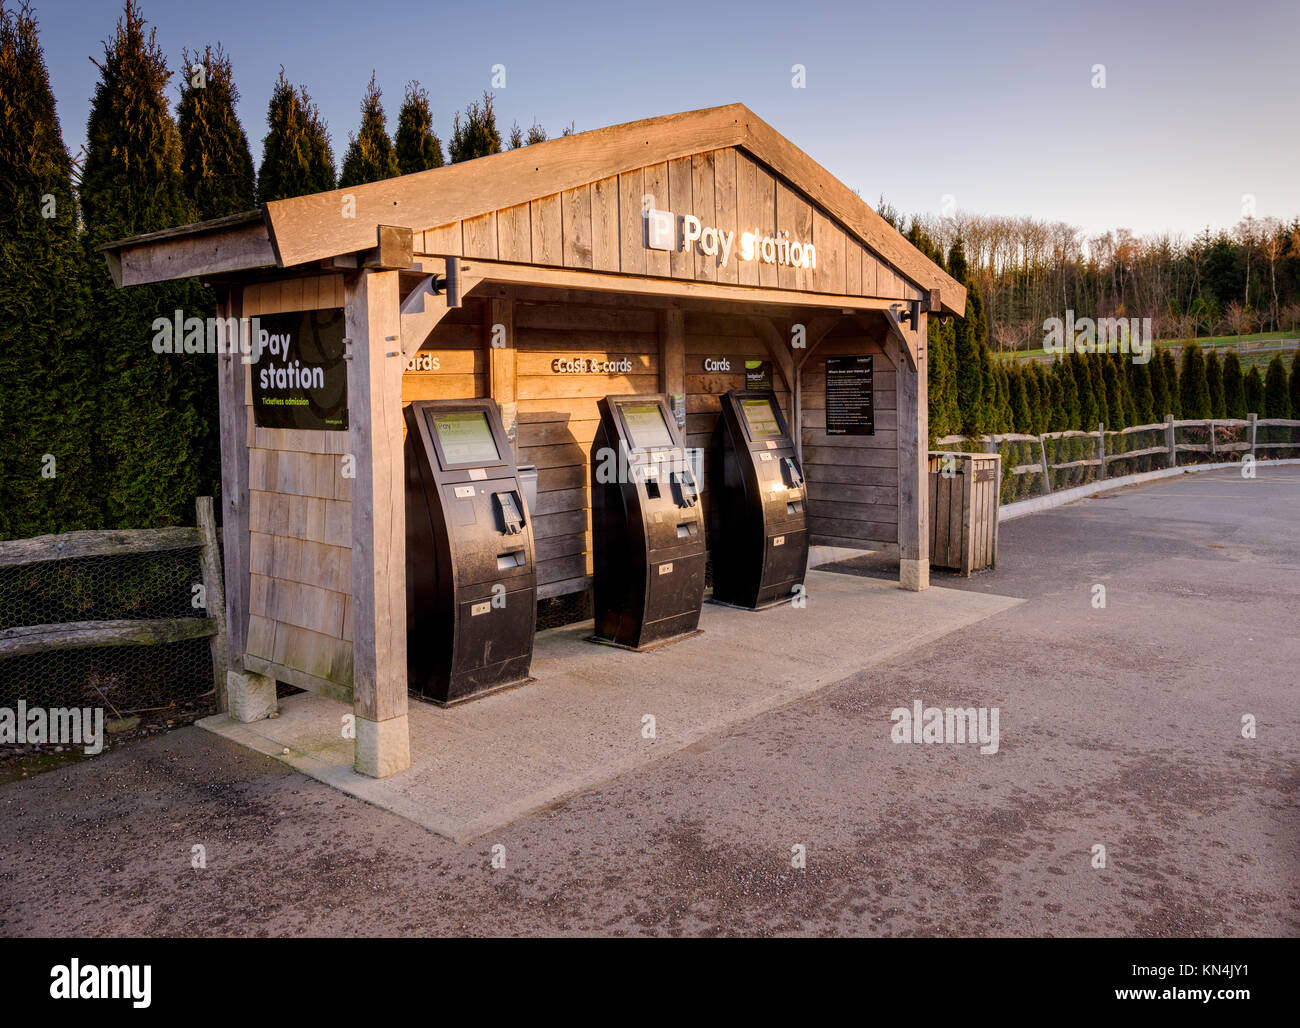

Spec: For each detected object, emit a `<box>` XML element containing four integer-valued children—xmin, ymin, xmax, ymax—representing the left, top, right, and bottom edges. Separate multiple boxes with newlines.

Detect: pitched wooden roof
<box><xmin>102</xmin><ymin>103</ymin><xmax>964</xmax><ymax>314</ymax></box>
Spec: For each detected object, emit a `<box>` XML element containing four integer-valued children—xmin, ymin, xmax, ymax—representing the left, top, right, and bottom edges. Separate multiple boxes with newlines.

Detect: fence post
<box><xmin>196</xmin><ymin>496</ymin><xmax>229</xmax><ymax>712</ymax></box>
<box><xmin>1248</xmin><ymin>412</ymin><xmax>1257</xmax><ymax>458</ymax></box>
<box><xmin>1096</xmin><ymin>423</ymin><xmax>1107</xmax><ymax>481</ymax></box>
<box><xmin>1038</xmin><ymin>433</ymin><xmax>1052</xmax><ymax>494</ymax></box>
<box><xmin>1208</xmin><ymin>419</ymin><xmax>1216</xmax><ymax>458</ymax></box>
<box><xmin>1165</xmin><ymin>414</ymin><xmax>1177</xmax><ymax>468</ymax></box>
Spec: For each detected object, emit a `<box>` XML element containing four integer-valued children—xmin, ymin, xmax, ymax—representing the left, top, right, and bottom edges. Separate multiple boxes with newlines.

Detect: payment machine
<box><xmin>590</xmin><ymin>394</ymin><xmax>706</xmax><ymax>649</ymax></box>
<box><xmin>404</xmin><ymin>398</ymin><xmax>536</xmax><ymax>704</ymax></box>
<box><xmin>709</xmin><ymin>389</ymin><xmax>808</xmax><ymax>608</ymax></box>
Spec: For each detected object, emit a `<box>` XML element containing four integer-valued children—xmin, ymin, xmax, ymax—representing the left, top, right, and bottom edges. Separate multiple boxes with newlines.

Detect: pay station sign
<box><xmin>251</xmin><ymin>309</ymin><xmax>348</xmax><ymax>431</ymax></box>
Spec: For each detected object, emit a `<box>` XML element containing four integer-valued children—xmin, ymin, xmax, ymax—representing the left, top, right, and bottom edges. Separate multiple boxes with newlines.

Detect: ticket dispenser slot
<box><xmin>590</xmin><ymin>394</ymin><xmax>706</xmax><ymax>650</ymax></box>
<box><xmin>404</xmin><ymin>399</ymin><xmax>537</xmax><ymax>705</ymax></box>
<box><xmin>709</xmin><ymin>390</ymin><xmax>809</xmax><ymax>609</ymax></box>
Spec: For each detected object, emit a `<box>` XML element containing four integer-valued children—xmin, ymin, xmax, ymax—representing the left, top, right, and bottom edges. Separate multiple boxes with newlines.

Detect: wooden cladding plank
<box><xmin>463</xmin><ymin>211</ymin><xmax>498</xmax><ymax>259</ymax></box>
<box><xmin>590</xmin><ymin>175</ymin><xmax>620</xmax><ymax>273</ymax></box>
<box><xmin>497</xmin><ymin>203</ymin><xmax>531</xmax><ymax>262</ymax></box>
<box><xmin>401</xmin><ymin>374</ymin><xmax>486</xmax><ymax>402</ymax></box>
<box><xmin>776</xmin><ymin>180</ymin><xmax>813</xmax><ymax>291</ymax></box>
<box><xmin>813</xmin><ymin>208</ymin><xmax>846</xmax><ymax>295</ymax></box>
<box><xmin>249</xmin><ymin>531</ymin><xmax>351</xmax><ymax>593</ymax></box>
<box><xmin>617</xmin><ymin>169</ymin><xmax>645</xmax><ymax>275</ymax></box>
<box><xmin>714</xmin><ymin>148</ymin><xmax>738</xmax><ymax>285</ymax></box>
<box><xmin>514</xmin><ymin>302</ymin><xmax>657</xmax><ymax>333</ymax></box>
<box><xmin>755</xmin><ymin>166</ymin><xmax>778</xmax><ymax>287</ymax></box>
<box><xmin>249</xmin><ymin>490</ymin><xmax>351</xmax><ymax>548</ymax></box>
<box><xmin>248</xmin><ymin>448</ymin><xmax>339</xmax><ymax>499</ymax></box>
<box><xmin>249</xmin><ymin>572</ymin><xmax>347</xmax><ymax>639</ymax></box>
<box><xmin>423</xmin><ymin>222</ymin><xmax>463</xmax><ymax>256</ymax></box>
<box><xmin>516</xmin><ymin>373</ymin><xmax>659</xmax><ymax>400</ymax></box>
<box><xmin>515</xmin><ymin>329</ymin><xmax>657</xmax><ymax>353</ymax></box>
<box><xmin>691</xmin><ymin>151</ymin><xmax>717</xmax><ymax>282</ymax></box>
<box><xmin>667</xmin><ymin>157</ymin><xmax>693</xmax><ymax>280</ymax></box>
<box><xmin>642</xmin><ymin>162</ymin><xmax>671</xmax><ymax>278</ymax></box>
<box><xmin>561</xmin><ymin>184</ymin><xmax>594</xmax><ymax>269</ymax></box>
<box><xmin>530</xmin><ymin>194</ymin><xmax>562</xmax><ymax>266</ymax></box>
<box><xmin>271</xmin><ymin>619</ymin><xmax>354</xmax><ymax>686</ymax></box>
<box><xmin>735</xmin><ymin>152</ymin><xmax>760</xmax><ymax>287</ymax></box>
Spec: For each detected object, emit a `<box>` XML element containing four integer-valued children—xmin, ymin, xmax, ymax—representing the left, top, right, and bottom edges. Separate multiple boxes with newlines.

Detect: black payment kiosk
<box><xmin>591</xmin><ymin>394</ymin><xmax>706</xmax><ymax>649</ymax></box>
<box><xmin>404</xmin><ymin>398</ymin><xmax>536</xmax><ymax>704</ymax></box>
<box><xmin>709</xmin><ymin>389</ymin><xmax>809</xmax><ymax>608</ymax></box>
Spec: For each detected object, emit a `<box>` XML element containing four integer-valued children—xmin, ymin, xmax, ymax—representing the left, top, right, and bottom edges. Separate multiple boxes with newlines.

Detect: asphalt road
<box><xmin>1</xmin><ymin>467</ymin><xmax>1296</xmax><ymax>937</ymax></box>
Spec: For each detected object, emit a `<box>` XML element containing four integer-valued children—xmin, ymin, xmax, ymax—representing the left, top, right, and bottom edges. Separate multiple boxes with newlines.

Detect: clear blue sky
<box><xmin>36</xmin><ymin>0</ymin><xmax>1300</xmax><ymax>239</ymax></box>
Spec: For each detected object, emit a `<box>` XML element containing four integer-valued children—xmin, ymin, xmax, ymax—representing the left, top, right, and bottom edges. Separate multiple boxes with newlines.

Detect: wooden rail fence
<box><xmin>0</xmin><ymin>497</ymin><xmax>229</xmax><ymax>711</ymax></box>
<box><xmin>936</xmin><ymin>414</ymin><xmax>1300</xmax><ymax>496</ymax></box>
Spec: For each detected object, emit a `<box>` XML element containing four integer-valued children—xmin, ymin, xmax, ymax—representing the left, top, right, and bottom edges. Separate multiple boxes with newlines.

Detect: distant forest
<box><xmin>882</xmin><ymin>203</ymin><xmax>1300</xmax><ymax>351</ymax></box>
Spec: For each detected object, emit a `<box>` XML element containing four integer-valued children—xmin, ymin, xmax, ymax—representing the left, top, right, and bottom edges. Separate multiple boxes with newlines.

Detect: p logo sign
<box><xmin>646</xmin><ymin>208</ymin><xmax>675</xmax><ymax>251</ymax></box>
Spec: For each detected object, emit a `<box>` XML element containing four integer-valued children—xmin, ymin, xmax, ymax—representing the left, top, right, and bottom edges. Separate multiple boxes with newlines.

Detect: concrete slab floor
<box><xmin>199</xmin><ymin>570</ymin><xmax>1022</xmax><ymax>842</ymax></box>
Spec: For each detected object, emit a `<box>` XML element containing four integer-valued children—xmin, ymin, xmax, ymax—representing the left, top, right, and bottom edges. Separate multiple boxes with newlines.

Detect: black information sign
<box><xmin>251</xmin><ymin>308</ymin><xmax>348</xmax><ymax>431</ymax></box>
<box><xmin>825</xmin><ymin>355</ymin><xmax>874</xmax><ymax>436</ymax></box>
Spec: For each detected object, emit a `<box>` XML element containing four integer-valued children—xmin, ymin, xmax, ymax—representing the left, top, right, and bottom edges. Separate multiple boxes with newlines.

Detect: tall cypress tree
<box><xmin>0</xmin><ymin>0</ymin><xmax>95</xmax><ymax>536</ymax></box>
<box><xmin>1102</xmin><ymin>356</ymin><xmax>1126</xmax><ymax>429</ymax></box>
<box><xmin>1055</xmin><ymin>359</ymin><xmax>1078</xmax><ymax>431</ymax></box>
<box><xmin>449</xmin><ymin>91</ymin><xmax>502</xmax><ymax>163</ymax></box>
<box><xmin>339</xmin><ymin>72</ymin><xmax>400</xmax><ymax>187</ymax></box>
<box><xmin>1179</xmin><ymin>343</ymin><xmax>1211</xmax><ymax>420</ymax></box>
<box><xmin>1205</xmin><ymin>351</ymin><xmax>1225</xmax><ymax>418</ymax></box>
<box><xmin>1244</xmin><ymin>366</ymin><xmax>1264</xmax><ymax>415</ymax></box>
<box><xmin>1129</xmin><ymin>359</ymin><xmax>1153</xmax><ymax>424</ymax></box>
<box><xmin>1089</xmin><ymin>356</ymin><xmax>1109</xmax><ymax>428</ymax></box>
<box><xmin>81</xmin><ymin>0</ymin><xmax>213</xmax><ymax>528</ymax></box>
<box><xmin>1163</xmin><ymin>349</ymin><xmax>1182</xmax><ymax>417</ymax></box>
<box><xmin>1289</xmin><ymin>350</ymin><xmax>1300</xmax><ymax>421</ymax></box>
<box><xmin>394</xmin><ymin>81</ymin><xmax>443</xmax><ymax>174</ymax></box>
<box><xmin>1222</xmin><ymin>351</ymin><xmax>1246</xmax><ymax>418</ymax></box>
<box><xmin>1263</xmin><ymin>354</ymin><xmax>1291</xmax><ymax>418</ymax></box>
<box><xmin>1149</xmin><ymin>348</ymin><xmax>1170</xmax><ymax>420</ymax></box>
<box><xmin>257</xmin><ymin>69</ymin><xmax>335</xmax><ymax>202</ymax></box>
<box><xmin>177</xmin><ymin>44</ymin><xmax>255</xmax><ymax>218</ymax></box>
<box><xmin>1072</xmin><ymin>353</ymin><xmax>1095</xmax><ymax>431</ymax></box>
<box><xmin>1007</xmin><ymin>363</ymin><xmax>1029</xmax><ymax>432</ymax></box>
<box><xmin>949</xmin><ymin>240</ymin><xmax>984</xmax><ymax>435</ymax></box>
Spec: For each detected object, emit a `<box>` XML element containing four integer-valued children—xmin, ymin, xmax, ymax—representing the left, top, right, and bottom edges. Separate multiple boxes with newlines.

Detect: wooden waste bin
<box><xmin>927</xmin><ymin>451</ymin><xmax>1001</xmax><ymax>576</ymax></box>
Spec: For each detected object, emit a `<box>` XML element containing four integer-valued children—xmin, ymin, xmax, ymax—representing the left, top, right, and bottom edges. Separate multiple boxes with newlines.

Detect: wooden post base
<box><xmin>899</xmin><ymin>558</ymin><xmax>930</xmax><ymax>592</ymax></box>
<box><xmin>227</xmin><ymin>670</ymin><xmax>277</xmax><ymax>723</ymax></box>
<box><xmin>354</xmin><ymin>714</ymin><xmax>411</xmax><ymax>779</ymax></box>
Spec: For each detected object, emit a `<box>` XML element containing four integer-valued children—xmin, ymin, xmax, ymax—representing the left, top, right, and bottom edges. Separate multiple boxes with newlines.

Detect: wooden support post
<box><xmin>195</xmin><ymin>496</ymin><xmax>228</xmax><ymax>711</ymax></box>
<box><xmin>1248</xmin><ymin>412</ymin><xmax>1257</xmax><ymax>458</ymax></box>
<box><xmin>1038</xmin><ymin>434</ymin><xmax>1052</xmax><ymax>494</ymax></box>
<box><xmin>345</xmin><ymin>269</ymin><xmax>410</xmax><ymax>779</ymax></box>
<box><xmin>896</xmin><ymin>311</ymin><xmax>929</xmax><ymax>591</ymax></box>
<box><xmin>1096</xmin><ymin>423</ymin><xmax>1107</xmax><ymax>480</ymax></box>
<box><xmin>659</xmin><ymin>308</ymin><xmax>685</xmax><ymax>429</ymax></box>
<box><xmin>1166</xmin><ymin>414</ymin><xmax>1177</xmax><ymax>468</ymax></box>
<box><xmin>215</xmin><ymin>287</ymin><xmax>275</xmax><ymax>720</ymax></box>
<box><xmin>488</xmin><ymin>296</ymin><xmax>517</xmax><ymax>454</ymax></box>
<box><xmin>1209</xmin><ymin>419</ymin><xmax>1216</xmax><ymax>458</ymax></box>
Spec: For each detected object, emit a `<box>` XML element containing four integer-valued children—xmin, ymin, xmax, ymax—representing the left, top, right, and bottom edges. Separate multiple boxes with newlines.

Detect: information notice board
<box><xmin>824</xmin><ymin>355</ymin><xmax>875</xmax><ymax>436</ymax></box>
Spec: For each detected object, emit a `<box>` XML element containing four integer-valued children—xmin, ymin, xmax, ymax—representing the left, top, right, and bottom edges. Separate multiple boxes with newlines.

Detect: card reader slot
<box><xmin>670</xmin><ymin>469</ymin><xmax>698</xmax><ymax>508</ymax></box>
<box><xmin>496</xmin><ymin>549</ymin><xmax>526</xmax><ymax>570</ymax></box>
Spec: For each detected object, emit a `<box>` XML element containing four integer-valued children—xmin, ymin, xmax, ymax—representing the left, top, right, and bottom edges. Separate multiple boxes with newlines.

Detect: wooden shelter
<box><xmin>100</xmin><ymin>103</ymin><xmax>964</xmax><ymax>778</ymax></box>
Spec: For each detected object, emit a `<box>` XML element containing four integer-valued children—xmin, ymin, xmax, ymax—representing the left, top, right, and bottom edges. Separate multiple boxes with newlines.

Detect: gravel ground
<box><xmin>1</xmin><ymin>467</ymin><xmax>1296</xmax><ymax>937</ymax></box>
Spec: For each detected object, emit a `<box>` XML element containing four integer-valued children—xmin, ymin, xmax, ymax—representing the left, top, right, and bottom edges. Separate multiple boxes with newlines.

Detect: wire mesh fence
<box><xmin>0</xmin><ymin>505</ymin><xmax>224</xmax><ymax>761</ymax></box>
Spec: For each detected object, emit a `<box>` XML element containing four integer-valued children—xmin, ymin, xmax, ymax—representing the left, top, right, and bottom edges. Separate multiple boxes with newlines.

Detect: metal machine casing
<box><xmin>404</xmin><ymin>398</ymin><xmax>536</xmax><ymax>704</ymax></box>
<box><xmin>590</xmin><ymin>394</ymin><xmax>706</xmax><ymax>649</ymax></box>
<box><xmin>709</xmin><ymin>389</ymin><xmax>809</xmax><ymax>608</ymax></box>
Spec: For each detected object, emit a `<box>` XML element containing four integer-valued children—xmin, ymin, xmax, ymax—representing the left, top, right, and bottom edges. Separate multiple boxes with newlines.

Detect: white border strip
<box><xmin>1000</xmin><ymin>459</ymin><xmax>1300</xmax><ymax>521</ymax></box>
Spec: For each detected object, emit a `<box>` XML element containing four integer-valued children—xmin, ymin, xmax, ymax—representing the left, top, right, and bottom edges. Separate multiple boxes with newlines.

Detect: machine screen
<box><xmin>430</xmin><ymin>410</ymin><xmax>501</xmax><ymax>466</ymax></box>
<box><xmin>622</xmin><ymin>403</ymin><xmax>674</xmax><ymax>449</ymax></box>
<box><xmin>741</xmin><ymin>398</ymin><xmax>783</xmax><ymax>440</ymax></box>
